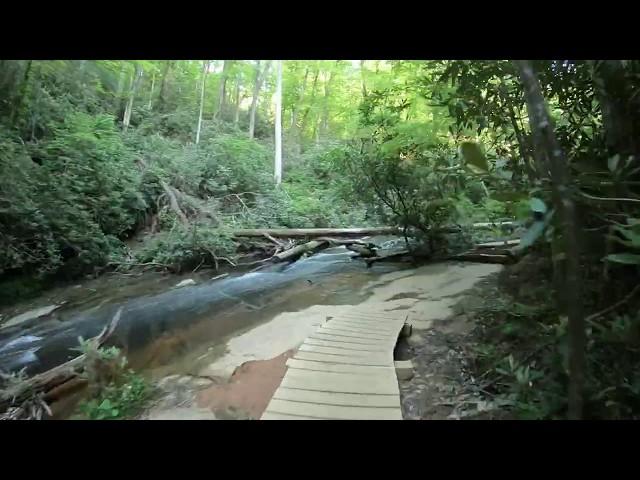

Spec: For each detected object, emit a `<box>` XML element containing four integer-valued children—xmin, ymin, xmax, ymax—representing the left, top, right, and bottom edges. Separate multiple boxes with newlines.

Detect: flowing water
<box><xmin>0</xmin><ymin>236</ymin><xmax>411</xmax><ymax>379</ymax></box>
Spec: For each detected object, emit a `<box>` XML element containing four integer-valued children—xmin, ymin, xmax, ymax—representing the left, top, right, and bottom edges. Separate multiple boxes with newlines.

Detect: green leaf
<box><xmin>605</xmin><ymin>253</ymin><xmax>640</xmax><ymax>265</ymax></box>
<box><xmin>513</xmin><ymin>211</ymin><xmax>553</xmax><ymax>252</ymax></box>
<box><xmin>608</xmin><ymin>154</ymin><xmax>621</xmax><ymax>172</ymax></box>
<box><xmin>529</xmin><ymin>197</ymin><xmax>547</xmax><ymax>214</ymax></box>
<box><xmin>459</xmin><ymin>141</ymin><xmax>489</xmax><ymax>173</ymax></box>
<box><xmin>99</xmin><ymin>399</ymin><xmax>113</xmax><ymax>410</ymax></box>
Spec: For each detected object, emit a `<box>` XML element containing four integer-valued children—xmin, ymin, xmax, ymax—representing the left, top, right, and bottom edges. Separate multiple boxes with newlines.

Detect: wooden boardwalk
<box><xmin>261</xmin><ymin>308</ymin><xmax>407</xmax><ymax>420</ymax></box>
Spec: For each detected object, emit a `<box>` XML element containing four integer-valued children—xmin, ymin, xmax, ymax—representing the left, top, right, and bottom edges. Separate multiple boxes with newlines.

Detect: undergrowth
<box><xmin>75</xmin><ymin>339</ymin><xmax>152</xmax><ymax>420</ymax></box>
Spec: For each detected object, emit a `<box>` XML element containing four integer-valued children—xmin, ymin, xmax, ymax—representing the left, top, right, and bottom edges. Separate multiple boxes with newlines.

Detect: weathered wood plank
<box><xmin>298</xmin><ymin>343</ymin><xmax>391</xmax><ymax>360</ymax></box>
<box><xmin>265</xmin><ymin>399</ymin><xmax>402</xmax><ymax>420</ymax></box>
<box><xmin>294</xmin><ymin>351</ymin><xmax>391</xmax><ymax>366</ymax></box>
<box><xmin>261</xmin><ymin>411</ymin><xmax>324</xmax><ymax>420</ymax></box>
<box><xmin>309</xmin><ymin>332</ymin><xmax>391</xmax><ymax>346</ymax></box>
<box><xmin>273</xmin><ymin>387</ymin><xmax>400</xmax><ymax>408</ymax></box>
<box><xmin>286</xmin><ymin>358</ymin><xmax>394</xmax><ymax>375</ymax></box>
<box><xmin>319</xmin><ymin>326</ymin><xmax>390</xmax><ymax>340</ymax></box>
<box><xmin>303</xmin><ymin>338</ymin><xmax>389</xmax><ymax>352</ymax></box>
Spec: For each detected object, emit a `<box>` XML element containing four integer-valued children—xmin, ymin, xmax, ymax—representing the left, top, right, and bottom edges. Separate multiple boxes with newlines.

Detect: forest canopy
<box><xmin>1</xmin><ymin>59</ymin><xmax>640</xmax><ymax>420</ymax></box>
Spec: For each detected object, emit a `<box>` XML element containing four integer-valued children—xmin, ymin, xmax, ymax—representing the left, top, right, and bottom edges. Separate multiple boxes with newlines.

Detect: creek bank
<box><xmin>141</xmin><ymin>261</ymin><xmax>503</xmax><ymax>420</ymax></box>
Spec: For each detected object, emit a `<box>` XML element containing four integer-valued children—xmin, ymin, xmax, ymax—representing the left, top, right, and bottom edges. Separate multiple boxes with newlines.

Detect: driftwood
<box><xmin>470</xmin><ymin>222</ymin><xmax>517</xmax><ymax>230</ymax></box>
<box><xmin>232</xmin><ymin>227</ymin><xmax>398</xmax><ymax>238</ymax></box>
<box><xmin>475</xmin><ymin>239</ymin><xmax>520</xmax><ymax>249</ymax></box>
<box><xmin>0</xmin><ymin>308</ymin><xmax>123</xmax><ymax>418</ymax></box>
<box><xmin>314</xmin><ymin>237</ymin><xmax>373</xmax><ymax>247</ymax></box>
<box><xmin>273</xmin><ymin>240</ymin><xmax>329</xmax><ymax>262</ymax></box>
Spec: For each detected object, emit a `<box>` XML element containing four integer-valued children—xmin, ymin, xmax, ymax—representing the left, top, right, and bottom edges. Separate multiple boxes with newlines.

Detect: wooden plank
<box><xmin>261</xmin><ymin>411</ymin><xmax>325</xmax><ymax>420</ymax></box>
<box><xmin>324</xmin><ymin>320</ymin><xmax>399</xmax><ymax>334</ymax></box>
<box><xmin>273</xmin><ymin>387</ymin><xmax>400</xmax><ymax>408</ymax></box>
<box><xmin>294</xmin><ymin>351</ymin><xmax>391</xmax><ymax>366</ymax></box>
<box><xmin>337</xmin><ymin>311</ymin><xmax>408</xmax><ymax>320</ymax></box>
<box><xmin>265</xmin><ymin>399</ymin><xmax>402</xmax><ymax>420</ymax></box>
<box><xmin>333</xmin><ymin>314</ymin><xmax>406</xmax><ymax>323</ymax></box>
<box><xmin>328</xmin><ymin>316</ymin><xmax>402</xmax><ymax>327</ymax></box>
<box><xmin>319</xmin><ymin>326</ymin><xmax>389</xmax><ymax>340</ymax></box>
<box><xmin>261</xmin><ymin>304</ymin><xmax>408</xmax><ymax>420</ymax></box>
<box><xmin>298</xmin><ymin>343</ymin><xmax>391</xmax><ymax>360</ymax></box>
<box><xmin>282</xmin><ymin>371</ymin><xmax>399</xmax><ymax>395</ymax></box>
<box><xmin>303</xmin><ymin>338</ymin><xmax>389</xmax><ymax>352</ymax></box>
<box><xmin>330</xmin><ymin>313</ymin><xmax>405</xmax><ymax>322</ymax></box>
<box><xmin>309</xmin><ymin>332</ymin><xmax>391</xmax><ymax>346</ymax></box>
<box><xmin>286</xmin><ymin>358</ymin><xmax>394</xmax><ymax>376</ymax></box>
<box><xmin>285</xmin><ymin>368</ymin><xmax>397</xmax><ymax>387</ymax></box>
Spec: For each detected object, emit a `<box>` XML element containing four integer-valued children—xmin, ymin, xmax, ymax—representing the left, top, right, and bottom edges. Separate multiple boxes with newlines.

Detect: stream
<box><xmin>0</xmin><ymin>236</ymin><xmax>411</xmax><ymax>379</ymax></box>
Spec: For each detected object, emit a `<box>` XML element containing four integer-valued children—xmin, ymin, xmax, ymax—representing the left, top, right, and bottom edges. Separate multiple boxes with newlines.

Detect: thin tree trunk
<box><xmin>589</xmin><ymin>60</ymin><xmax>637</xmax><ymax>158</ymax></box>
<box><xmin>249</xmin><ymin>61</ymin><xmax>270</xmax><ymax>139</ymax></box>
<box><xmin>299</xmin><ymin>69</ymin><xmax>320</xmax><ymax>141</ymax></box>
<box><xmin>195</xmin><ymin>60</ymin><xmax>209</xmax><ymax>145</ymax></box>
<box><xmin>148</xmin><ymin>71</ymin><xmax>155</xmax><ymax>109</ymax></box>
<box><xmin>290</xmin><ymin>67</ymin><xmax>310</xmax><ymax>153</ymax></box>
<box><xmin>10</xmin><ymin>60</ymin><xmax>32</xmax><ymax>126</ymax></box>
<box><xmin>360</xmin><ymin>60</ymin><xmax>368</xmax><ymax>99</ymax></box>
<box><xmin>123</xmin><ymin>64</ymin><xmax>143</xmax><ymax>132</ymax></box>
<box><xmin>515</xmin><ymin>60</ymin><xmax>584</xmax><ymax>420</ymax></box>
<box><xmin>314</xmin><ymin>118</ymin><xmax>321</xmax><ymax>145</ymax></box>
<box><xmin>157</xmin><ymin>61</ymin><xmax>172</xmax><ymax>112</ymax></box>
<box><xmin>274</xmin><ymin>60</ymin><xmax>283</xmax><ymax>185</ymax></box>
<box><xmin>215</xmin><ymin>60</ymin><xmax>231</xmax><ymax>120</ymax></box>
<box><xmin>233</xmin><ymin>79</ymin><xmax>241</xmax><ymax>126</ymax></box>
<box><xmin>320</xmin><ymin>69</ymin><xmax>335</xmax><ymax>140</ymax></box>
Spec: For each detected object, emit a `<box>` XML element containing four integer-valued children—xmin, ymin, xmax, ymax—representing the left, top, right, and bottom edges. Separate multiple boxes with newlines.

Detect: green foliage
<box><xmin>79</xmin><ymin>370</ymin><xmax>150</xmax><ymax>420</ymax></box>
<box><xmin>136</xmin><ymin>223</ymin><xmax>237</xmax><ymax>272</ymax></box>
<box><xmin>0</xmin><ymin>115</ymin><xmax>144</xmax><ymax>277</ymax></box>
<box><xmin>459</xmin><ymin>140</ymin><xmax>489</xmax><ymax>173</ymax></box>
<box><xmin>75</xmin><ymin>341</ymin><xmax>151</xmax><ymax>420</ymax></box>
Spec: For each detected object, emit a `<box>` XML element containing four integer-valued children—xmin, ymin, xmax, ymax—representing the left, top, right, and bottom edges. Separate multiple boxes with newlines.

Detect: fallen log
<box><xmin>0</xmin><ymin>308</ymin><xmax>122</xmax><ymax>418</ymax></box>
<box><xmin>232</xmin><ymin>227</ymin><xmax>398</xmax><ymax>238</ymax></box>
<box><xmin>475</xmin><ymin>239</ymin><xmax>520</xmax><ymax>249</ymax></box>
<box><xmin>273</xmin><ymin>240</ymin><xmax>329</xmax><ymax>262</ymax></box>
<box><xmin>471</xmin><ymin>221</ymin><xmax>517</xmax><ymax>229</ymax></box>
<box><xmin>314</xmin><ymin>237</ymin><xmax>374</xmax><ymax>247</ymax></box>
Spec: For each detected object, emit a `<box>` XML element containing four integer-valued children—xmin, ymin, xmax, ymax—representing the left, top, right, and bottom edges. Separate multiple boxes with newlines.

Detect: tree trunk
<box><xmin>313</xmin><ymin>118</ymin><xmax>321</xmax><ymax>146</ymax></box>
<box><xmin>589</xmin><ymin>60</ymin><xmax>637</xmax><ymax>158</ymax></box>
<box><xmin>115</xmin><ymin>63</ymin><xmax>126</xmax><ymax>113</ymax></box>
<box><xmin>233</xmin><ymin>79</ymin><xmax>241</xmax><ymax>126</ymax></box>
<box><xmin>148</xmin><ymin>71</ymin><xmax>155</xmax><ymax>109</ymax></box>
<box><xmin>299</xmin><ymin>69</ymin><xmax>320</xmax><ymax>142</ymax></box>
<box><xmin>157</xmin><ymin>61</ymin><xmax>173</xmax><ymax>112</ymax></box>
<box><xmin>195</xmin><ymin>60</ymin><xmax>209</xmax><ymax>145</ymax></box>
<box><xmin>360</xmin><ymin>60</ymin><xmax>368</xmax><ymax>99</ymax></box>
<box><xmin>290</xmin><ymin>67</ymin><xmax>310</xmax><ymax>154</ymax></box>
<box><xmin>123</xmin><ymin>64</ymin><xmax>143</xmax><ymax>132</ymax></box>
<box><xmin>232</xmin><ymin>227</ymin><xmax>398</xmax><ymax>238</ymax></box>
<box><xmin>249</xmin><ymin>61</ymin><xmax>270</xmax><ymax>139</ymax></box>
<box><xmin>320</xmin><ymin>69</ymin><xmax>334</xmax><ymax>140</ymax></box>
<box><xmin>515</xmin><ymin>60</ymin><xmax>584</xmax><ymax>420</ymax></box>
<box><xmin>274</xmin><ymin>60</ymin><xmax>283</xmax><ymax>185</ymax></box>
<box><xmin>9</xmin><ymin>60</ymin><xmax>32</xmax><ymax>126</ymax></box>
<box><xmin>215</xmin><ymin>60</ymin><xmax>231</xmax><ymax>120</ymax></box>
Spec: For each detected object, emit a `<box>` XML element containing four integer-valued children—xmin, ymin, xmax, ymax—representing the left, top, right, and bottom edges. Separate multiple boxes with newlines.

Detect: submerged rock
<box><xmin>1</xmin><ymin>304</ymin><xmax>63</xmax><ymax>329</ymax></box>
<box><xmin>174</xmin><ymin>279</ymin><xmax>196</xmax><ymax>288</ymax></box>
